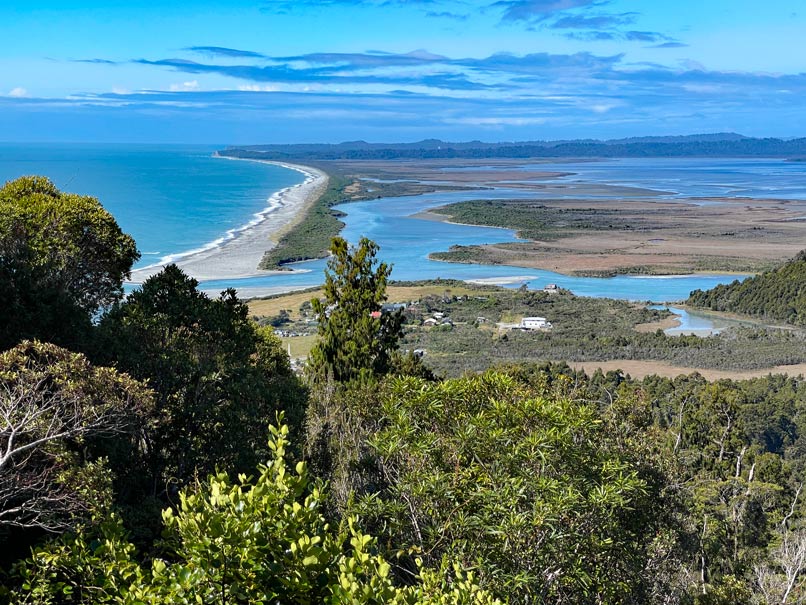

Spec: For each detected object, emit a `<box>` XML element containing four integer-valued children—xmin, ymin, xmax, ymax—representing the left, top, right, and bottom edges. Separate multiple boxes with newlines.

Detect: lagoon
<box><xmin>205</xmin><ymin>186</ymin><xmax>745</xmax><ymax>301</ymax></box>
<box><xmin>1</xmin><ymin>144</ymin><xmax>775</xmax><ymax>302</ymax></box>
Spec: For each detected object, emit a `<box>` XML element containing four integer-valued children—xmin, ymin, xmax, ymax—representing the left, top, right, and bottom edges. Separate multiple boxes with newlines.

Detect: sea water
<box><xmin>5</xmin><ymin>145</ymin><xmax>800</xmax><ymax>301</ymax></box>
<box><xmin>0</xmin><ymin>143</ymin><xmax>304</xmax><ymax>269</ymax></box>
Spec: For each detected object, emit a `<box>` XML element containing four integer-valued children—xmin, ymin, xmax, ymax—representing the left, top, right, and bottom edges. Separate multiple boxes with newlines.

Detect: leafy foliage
<box><xmin>689</xmin><ymin>250</ymin><xmax>806</xmax><ymax>325</ymax></box>
<box><xmin>0</xmin><ymin>176</ymin><xmax>139</xmax><ymax>350</ymax></box>
<box><xmin>12</xmin><ymin>422</ymin><xmax>498</xmax><ymax>605</ymax></box>
<box><xmin>317</xmin><ymin>372</ymin><xmax>674</xmax><ymax>604</ymax></box>
<box><xmin>95</xmin><ymin>265</ymin><xmax>307</xmax><ymax>524</ymax></box>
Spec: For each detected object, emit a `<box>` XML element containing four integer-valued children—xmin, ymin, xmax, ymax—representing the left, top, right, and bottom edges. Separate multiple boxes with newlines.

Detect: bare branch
<box><xmin>0</xmin><ymin>341</ymin><xmax>152</xmax><ymax>531</ymax></box>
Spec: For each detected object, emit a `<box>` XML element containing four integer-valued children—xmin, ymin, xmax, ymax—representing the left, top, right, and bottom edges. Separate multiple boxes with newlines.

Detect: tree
<box><xmin>0</xmin><ymin>341</ymin><xmax>151</xmax><ymax>533</ymax></box>
<box><xmin>0</xmin><ymin>176</ymin><xmax>139</xmax><ymax>350</ymax></box>
<box><xmin>12</xmin><ymin>421</ymin><xmax>499</xmax><ymax>605</ymax></box>
<box><xmin>96</xmin><ymin>265</ymin><xmax>307</xmax><ymax>502</ymax></box>
<box><xmin>333</xmin><ymin>371</ymin><xmax>675</xmax><ymax>604</ymax></box>
<box><xmin>308</xmin><ymin>237</ymin><xmax>403</xmax><ymax>383</ymax></box>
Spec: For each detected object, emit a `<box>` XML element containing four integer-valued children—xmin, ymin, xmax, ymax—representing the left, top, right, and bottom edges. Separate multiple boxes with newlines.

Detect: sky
<box><xmin>1</xmin><ymin>0</ymin><xmax>805</xmax><ymax>143</ymax></box>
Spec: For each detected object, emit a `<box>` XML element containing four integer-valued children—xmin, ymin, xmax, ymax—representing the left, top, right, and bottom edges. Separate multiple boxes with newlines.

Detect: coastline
<box><xmin>128</xmin><ymin>158</ymin><xmax>329</xmax><ymax>283</ymax></box>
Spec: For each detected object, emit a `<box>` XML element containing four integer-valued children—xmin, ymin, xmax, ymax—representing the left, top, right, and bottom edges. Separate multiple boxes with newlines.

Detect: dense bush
<box><xmin>689</xmin><ymin>250</ymin><xmax>806</xmax><ymax>325</ymax></box>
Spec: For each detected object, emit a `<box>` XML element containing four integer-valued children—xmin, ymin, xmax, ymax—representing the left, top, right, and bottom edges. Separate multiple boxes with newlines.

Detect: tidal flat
<box><xmin>318</xmin><ymin>157</ymin><xmax>806</xmax><ymax>278</ymax></box>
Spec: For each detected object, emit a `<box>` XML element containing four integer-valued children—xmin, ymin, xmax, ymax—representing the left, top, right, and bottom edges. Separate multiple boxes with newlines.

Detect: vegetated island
<box><xmin>219</xmin><ymin>133</ymin><xmax>806</xmax><ymax>277</ymax></box>
<box><xmin>423</xmin><ymin>195</ymin><xmax>806</xmax><ymax>277</ymax></box>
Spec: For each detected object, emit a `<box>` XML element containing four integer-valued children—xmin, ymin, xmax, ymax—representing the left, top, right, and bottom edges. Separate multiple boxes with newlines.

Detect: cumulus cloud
<box><xmin>8</xmin><ymin>87</ymin><xmax>28</xmax><ymax>98</ymax></box>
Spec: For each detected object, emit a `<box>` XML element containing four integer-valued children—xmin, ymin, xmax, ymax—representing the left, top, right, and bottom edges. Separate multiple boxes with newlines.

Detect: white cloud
<box><xmin>112</xmin><ymin>86</ymin><xmax>131</xmax><ymax>95</ymax></box>
<box><xmin>238</xmin><ymin>84</ymin><xmax>279</xmax><ymax>92</ymax></box>
<box><xmin>8</xmin><ymin>87</ymin><xmax>28</xmax><ymax>98</ymax></box>
<box><xmin>169</xmin><ymin>80</ymin><xmax>200</xmax><ymax>91</ymax></box>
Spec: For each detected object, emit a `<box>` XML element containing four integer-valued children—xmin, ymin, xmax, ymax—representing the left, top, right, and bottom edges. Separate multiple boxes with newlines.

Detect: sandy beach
<box><xmin>128</xmin><ymin>159</ymin><xmax>328</xmax><ymax>283</ymax></box>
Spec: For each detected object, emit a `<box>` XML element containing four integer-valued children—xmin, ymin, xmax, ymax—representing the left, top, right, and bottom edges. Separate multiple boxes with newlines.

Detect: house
<box><xmin>382</xmin><ymin>302</ymin><xmax>407</xmax><ymax>313</ymax></box>
<box><xmin>519</xmin><ymin>317</ymin><xmax>552</xmax><ymax>330</ymax></box>
<box><xmin>543</xmin><ymin>284</ymin><xmax>559</xmax><ymax>294</ymax></box>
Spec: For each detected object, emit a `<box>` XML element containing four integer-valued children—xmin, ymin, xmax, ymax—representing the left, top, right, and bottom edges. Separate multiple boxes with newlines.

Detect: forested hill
<box><xmin>688</xmin><ymin>250</ymin><xmax>806</xmax><ymax>325</ymax></box>
<box><xmin>219</xmin><ymin>133</ymin><xmax>806</xmax><ymax>160</ymax></box>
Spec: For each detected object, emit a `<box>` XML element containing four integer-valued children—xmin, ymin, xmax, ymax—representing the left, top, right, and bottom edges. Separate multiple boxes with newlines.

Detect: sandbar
<box><xmin>128</xmin><ymin>159</ymin><xmax>328</xmax><ymax>283</ymax></box>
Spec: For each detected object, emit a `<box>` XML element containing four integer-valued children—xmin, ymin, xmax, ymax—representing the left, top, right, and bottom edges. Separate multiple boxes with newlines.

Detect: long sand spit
<box><xmin>128</xmin><ymin>159</ymin><xmax>329</xmax><ymax>283</ymax></box>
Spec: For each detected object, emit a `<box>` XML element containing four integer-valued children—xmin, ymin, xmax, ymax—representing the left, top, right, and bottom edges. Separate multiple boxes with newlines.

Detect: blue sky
<box><xmin>1</xmin><ymin>0</ymin><xmax>805</xmax><ymax>143</ymax></box>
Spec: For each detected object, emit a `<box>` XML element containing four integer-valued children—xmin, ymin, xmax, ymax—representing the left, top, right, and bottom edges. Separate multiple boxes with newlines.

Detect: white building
<box><xmin>519</xmin><ymin>317</ymin><xmax>551</xmax><ymax>329</ymax></box>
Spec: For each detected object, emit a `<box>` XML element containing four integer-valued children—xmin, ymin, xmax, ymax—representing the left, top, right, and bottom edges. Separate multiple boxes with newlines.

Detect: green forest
<box><xmin>689</xmin><ymin>251</ymin><xmax>806</xmax><ymax>325</ymax></box>
<box><xmin>5</xmin><ymin>176</ymin><xmax>806</xmax><ymax>604</ymax></box>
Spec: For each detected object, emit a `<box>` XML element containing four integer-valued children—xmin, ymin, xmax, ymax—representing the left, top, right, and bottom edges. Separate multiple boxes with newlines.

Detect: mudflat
<box><xmin>319</xmin><ymin>158</ymin><xmax>806</xmax><ymax>277</ymax></box>
<box><xmin>428</xmin><ymin>197</ymin><xmax>806</xmax><ymax>276</ymax></box>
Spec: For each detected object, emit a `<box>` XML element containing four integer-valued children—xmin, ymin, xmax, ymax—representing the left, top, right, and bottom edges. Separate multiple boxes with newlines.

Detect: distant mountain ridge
<box><xmin>688</xmin><ymin>251</ymin><xmax>806</xmax><ymax>326</ymax></box>
<box><xmin>219</xmin><ymin>133</ymin><xmax>806</xmax><ymax>160</ymax></box>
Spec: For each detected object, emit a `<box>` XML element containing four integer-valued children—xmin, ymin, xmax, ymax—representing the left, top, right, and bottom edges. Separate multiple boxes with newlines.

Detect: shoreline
<box><xmin>128</xmin><ymin>157</ymin><xmax>329</xmax><ymax>284</ymax></box>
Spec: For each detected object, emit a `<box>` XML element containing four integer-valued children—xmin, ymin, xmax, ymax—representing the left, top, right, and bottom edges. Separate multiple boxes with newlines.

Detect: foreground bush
<box><xmin>313</xmin><ymin>372</ymin><xmax>677</xmax><ymax>604</ymax></box>
<box><xmin>12</xmin><ymin>422</ymin><xmax>497</xmax><ymax>605</ymax></box>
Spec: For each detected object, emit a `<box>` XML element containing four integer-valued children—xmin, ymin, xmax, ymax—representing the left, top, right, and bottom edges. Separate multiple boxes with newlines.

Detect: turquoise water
<box><xmin>649</xmin><ymin>305</ymin><xmax>755</xmax><ymax>336</ymax></box>
<box><xmin>2</xmin><ymin>145</ymin><xmax>788</xmax><ymax>301</ymax></box>
<box><xmin>0</xmin><ymin>144</ymin><xmax>304</xmax><ymax>269</ymax></box>
<box><xmin>204</xmin><ymin>187</ymin><xmax>742</xmax><ymax>301</ymax></box>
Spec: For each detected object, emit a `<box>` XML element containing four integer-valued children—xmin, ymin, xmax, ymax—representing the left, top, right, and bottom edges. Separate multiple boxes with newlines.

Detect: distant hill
<box><xmin>688</xmin><ymin>251</ymin><xmax>806</xmax><ymax>325</ymax></box>
<box><xmin>219</xmin><ymin>133</ymin><xmax>806</xmax><ymax>161</ymax></box>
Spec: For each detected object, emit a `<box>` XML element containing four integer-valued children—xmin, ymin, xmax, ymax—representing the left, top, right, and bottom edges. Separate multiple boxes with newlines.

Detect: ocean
<box><xmin>4</xmin><ymin>145</ymin><xmax>801</xmax><ymax>302</ymax></box>
<box><xmin>0</xmin><ymin>143</ymin><xmax>304</xmax><ymax>270</ymax></box>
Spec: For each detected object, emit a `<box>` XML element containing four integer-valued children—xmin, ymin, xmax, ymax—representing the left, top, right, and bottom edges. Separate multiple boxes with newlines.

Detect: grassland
<box><xmin>247</xmin><ymin>280</ymin><xmax>502</xmax><ymax>320</ymax></box>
